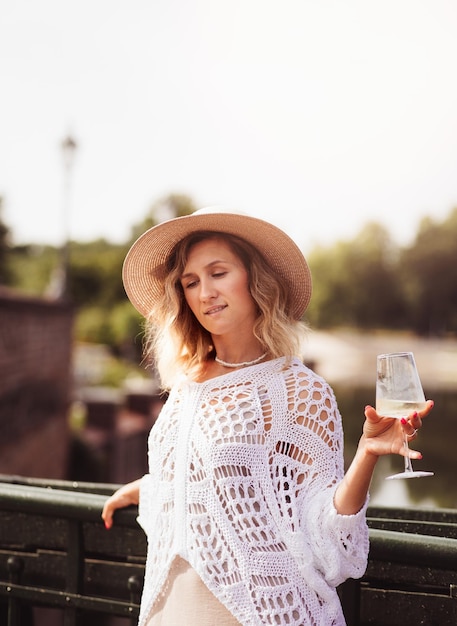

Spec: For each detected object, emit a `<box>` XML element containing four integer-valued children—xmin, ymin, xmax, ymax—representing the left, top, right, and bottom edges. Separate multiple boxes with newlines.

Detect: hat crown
<box><xmin>192</xmin><ymin>206</ymin><xmax>247</xmax><ymax>218</ymax></box>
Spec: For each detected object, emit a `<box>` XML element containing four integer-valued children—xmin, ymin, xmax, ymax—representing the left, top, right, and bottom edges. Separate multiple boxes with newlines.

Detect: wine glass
<box><xmin>376</xmin><ymin>352</ymin><xmax>434</xmax><ymax>480</ymax></box>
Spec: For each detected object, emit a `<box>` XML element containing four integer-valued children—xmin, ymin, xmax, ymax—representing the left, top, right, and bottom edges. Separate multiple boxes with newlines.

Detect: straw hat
<box><xmin>122</xmin><ymin>207</ymin><xmax>312</xmax><ymax>320</ymax></box>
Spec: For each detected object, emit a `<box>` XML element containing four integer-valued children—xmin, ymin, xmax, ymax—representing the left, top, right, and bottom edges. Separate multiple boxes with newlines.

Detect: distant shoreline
<box><xmin>303</xmin><ymin>328</ymin><xmax>457</xmax><ymax>390</ymax></box>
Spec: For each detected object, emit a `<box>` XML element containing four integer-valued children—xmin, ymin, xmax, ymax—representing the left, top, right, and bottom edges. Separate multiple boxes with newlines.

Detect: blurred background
<box><xmin>1</xmin><ymin>0</ymin><xmax>457</xmax><ymax>509</ymax></box>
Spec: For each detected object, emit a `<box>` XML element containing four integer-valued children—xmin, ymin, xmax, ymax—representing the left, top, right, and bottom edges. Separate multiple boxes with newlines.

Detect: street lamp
<box><xmin>61</xmin><ymin>135</ymin><xmax>77</xmax><ymax>297</ymax></box>
<box><xmin>50</xmin><ymin>134</ymin><xmax>77</xmax><ymax>300</ymax></box>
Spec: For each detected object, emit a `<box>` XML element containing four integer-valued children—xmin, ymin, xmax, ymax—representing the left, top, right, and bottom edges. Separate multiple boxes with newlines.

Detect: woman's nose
<box><xmin>199</xmin><ymin>278</ymin><xmax>217</xmax><ymax>301</ymax></box>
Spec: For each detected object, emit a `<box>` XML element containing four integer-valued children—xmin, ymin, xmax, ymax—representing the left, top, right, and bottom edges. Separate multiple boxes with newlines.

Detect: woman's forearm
<box><xmin>334</xmin><ymin>438</ymin><xmax>378</xmax><ymax>516</ymax></box>
<box><xmin>101</xmin><ymin>478</ymin><xmax>142</xmax><ymax>529</ymax></box>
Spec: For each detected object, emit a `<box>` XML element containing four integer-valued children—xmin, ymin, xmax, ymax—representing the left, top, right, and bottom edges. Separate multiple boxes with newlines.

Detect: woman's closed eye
<box><xmin>182</xmin><ymin>271</ymin><xmax>228</xmax><ymax>290</ymax></box>
<box><xmin>183</xmin><ymin>278</ymin><xmax>198</xmax><ymax>289</ymax></box>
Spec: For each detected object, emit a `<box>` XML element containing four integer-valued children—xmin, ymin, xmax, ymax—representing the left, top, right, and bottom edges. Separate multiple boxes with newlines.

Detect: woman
<box><xmin>102</xmin><ymin>207</ymin><xmax>433</xmax><ymax>626</ymax></box>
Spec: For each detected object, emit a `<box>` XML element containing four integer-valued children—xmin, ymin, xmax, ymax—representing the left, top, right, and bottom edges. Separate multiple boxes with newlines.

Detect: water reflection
<box><xmin>369</xmin><ymin>456</ymin><xmax>436</xmax><ymax>508</ymax></box>
<box><xmin>336</xmin><ymin>386</ymin><xmax>457</xmax><ymax>510</ymax></box>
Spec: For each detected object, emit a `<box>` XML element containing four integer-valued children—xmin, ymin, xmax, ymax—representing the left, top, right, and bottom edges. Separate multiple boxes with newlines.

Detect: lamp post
<box><xmin>59</xmin><ymin>134</ymin><xmax>77</xmax><ymax>300</ymax></box>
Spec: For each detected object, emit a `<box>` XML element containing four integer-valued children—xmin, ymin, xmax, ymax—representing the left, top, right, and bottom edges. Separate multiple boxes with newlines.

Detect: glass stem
<box><xmin>403</xmin><ymin>433</ymin><xmax>414</xmax><ymax>473</ymax></box>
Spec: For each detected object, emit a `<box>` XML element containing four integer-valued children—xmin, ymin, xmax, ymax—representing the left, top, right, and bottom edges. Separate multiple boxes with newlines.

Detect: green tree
<box><xmin>346</xmin><ymin>222</ymin><xmax>407</xmax><ymax>329</ymax></box>
<box><xmin>69</xmin><ymin>193</ymin><xmax>197</xmax><ymax>355</ymax></box>
<box><xmin>307</xmin><ymin>222</ymin><xmax>406</xmax><ymax>329</ymax></box>
<box><xmin>11</xmin><ymin>192</ymin><xmax>456</xmax><ymax>349</ymax></box>
<box><xmin>306</xmin><ymin>242</ymin><xmax>350</xmax><ymax>328</ymax></box>
<box><xmin>0</xmin><ymin>196</ymin><xmax>13</xmax><ymax>285</ymax></box>
<box><xmin>7</xmin><ymin>193</ymin><xmax>199</xmax><ymax>357</ymax></box>
<box><xmin>67</xmin><ymin>239</ymin><xmax>128</xmax><ymax>308</ymax></box>
<box><xmin>129</xmin><ymin>193</ymin><xmax>197</xmax><ymax>242</ymax></box>
<box><xmin>400</xmin><ymin>208</ymin><xmax>457</xmax><ymax>335</ymax></box>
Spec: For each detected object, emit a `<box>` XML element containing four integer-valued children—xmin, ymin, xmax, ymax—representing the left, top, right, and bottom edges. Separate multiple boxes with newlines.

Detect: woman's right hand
<box><xmin>101</xmin><ymin>478</ymin><xmax>141</xmax><ymax>529</ymax></box>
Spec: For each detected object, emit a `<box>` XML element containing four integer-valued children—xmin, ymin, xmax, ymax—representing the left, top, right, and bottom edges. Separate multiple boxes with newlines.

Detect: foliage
<box><xmin>76</xmin><ymin>301</ymin><xmax>144</xmax><ymax>361</ymax></box>
<box><xmin>399</xmin><ymin>208</ymin><xmax>457</xmax><ymax>335</ymax></box>
<box><xmin>96</xmin><ymin>355</ymin><xmax>147</xmax><ymax>388</ymax></box>
<box><xmin>8</xmin><ymin>244</ymin><xmax>58</xmax><ymax>294</ymax></box>
<box><xmin>307</xmin><ymin>222</ymin><xmax>407</xmax><ymax>330</ymax></box>
<box><xmin>2</xmin><ymin>193</ymin><xmax>196</xmax><ymax>356</ymax></box>
<box><xmin>67</xmin><ymin>239</ymin><xmax>129</xmax><ymax>307</ymax></box>
<box><xmin>0</xmin><ymin>196</ymin><xmax>13</xmax><ymax>285</ymax></box>
<box><xmin>128</xmin><ymin>193</ymin><xmax>197</xmax><ymax>243</ymax></box>
<box><xmin>4</xmin><ymin>193</ymin><xmax>457</xmax><ymax>357</ymax></box>
<box><xmin>306</xmin><ymin>211</ymin><xmax>457</xmax><ymax>336</ymax></box>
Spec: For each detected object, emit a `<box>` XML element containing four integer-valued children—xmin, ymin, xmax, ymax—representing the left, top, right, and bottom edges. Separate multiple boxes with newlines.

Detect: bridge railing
<box><xmin>0</xmin><ymin>476</ymin><xmax>145</xmax><ymax>626</ymax></box>
<box><xmin>1</xmin><ymin>476</ymin><xmax>457</xmax><ymax>626</ymax></box>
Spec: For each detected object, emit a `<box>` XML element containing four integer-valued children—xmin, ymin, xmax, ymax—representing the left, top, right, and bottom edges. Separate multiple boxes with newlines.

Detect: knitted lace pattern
<box><xmin>137</xmin><ymin>358</ymin><xmax>369</xmax><ymax>626</ymax></box>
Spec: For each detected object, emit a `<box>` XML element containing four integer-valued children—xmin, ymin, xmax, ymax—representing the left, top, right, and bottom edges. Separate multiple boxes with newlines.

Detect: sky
<box><xmin>1</xmin><ymin>0</ymin><xmax>457</xmax><ymax>253</ymax></box>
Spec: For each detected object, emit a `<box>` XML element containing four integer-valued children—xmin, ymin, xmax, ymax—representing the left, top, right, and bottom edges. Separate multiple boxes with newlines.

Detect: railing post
<box><xmin>63</xmin><ymin>519</ymin><xmax>84</xmax><ymax>626</ymax></box>
<box><xmin>339</xmin><ymin>577</ymin><xmax>361</xmax><ymax>626</ymax></box>
<box><xmin>128</xmin><ymin>575</ymin><xmax>142</xmax><ymax>626</ymax></box>
<box><xmin>7</xmin><ymin>556</ymin><xmax>24</xmax><ymax>626</ymax></box>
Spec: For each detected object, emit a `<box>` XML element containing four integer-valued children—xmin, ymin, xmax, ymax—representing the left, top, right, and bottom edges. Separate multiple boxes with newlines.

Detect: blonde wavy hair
<box><xmin>143</xmin><ymin>231</ymin><xmax>308</xmax><ymax>389</ymax></box>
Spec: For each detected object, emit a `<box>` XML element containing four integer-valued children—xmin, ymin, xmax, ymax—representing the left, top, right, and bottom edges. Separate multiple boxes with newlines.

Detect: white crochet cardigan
<box><xmin>137</xmin><ymin>357</ymin><xmax>369</xmax><ymax>626</ymax></box>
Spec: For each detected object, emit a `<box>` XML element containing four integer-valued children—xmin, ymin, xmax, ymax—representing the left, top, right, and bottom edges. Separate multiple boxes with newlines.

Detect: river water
<box><xmin>303</xmin><ymin>329</ymin><xmax>457</xmax><ymax>511</ymax></box>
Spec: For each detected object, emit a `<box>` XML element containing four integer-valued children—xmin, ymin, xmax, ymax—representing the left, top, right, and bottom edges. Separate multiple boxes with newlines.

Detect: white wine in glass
<box><xmin>376</xmin><ymin>352</ymin><xmax>434</xmax><ymax>480</ymax></box>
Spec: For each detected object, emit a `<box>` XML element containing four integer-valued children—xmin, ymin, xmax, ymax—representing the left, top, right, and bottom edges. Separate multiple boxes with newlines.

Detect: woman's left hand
<box><xmin>362</xmin><ymin>400</ymin><xmax>434</xmax><ymax>459</ymax></box>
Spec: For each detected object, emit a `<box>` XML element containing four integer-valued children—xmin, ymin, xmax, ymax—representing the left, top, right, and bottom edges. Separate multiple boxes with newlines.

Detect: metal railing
<box><xmin>1</xmin><ymin>476</ymin><xmax>457</xmax><ymax>625</ymax></box>
<box><xmin>0</xmin><ymin>476</ymin><xmax>145</xmax><ymax>626</ymax></box>
<box><xmin>341</xmin><ymin>505</ymin><xmax>457</xmax><ymax>625</ymax></box>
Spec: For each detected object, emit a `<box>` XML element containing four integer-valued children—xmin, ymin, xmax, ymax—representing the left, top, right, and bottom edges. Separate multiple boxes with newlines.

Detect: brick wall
<box><xmin>0</xmin><ymin>288</ymin><xmax>74</xmax><ymax>478</ymax></box>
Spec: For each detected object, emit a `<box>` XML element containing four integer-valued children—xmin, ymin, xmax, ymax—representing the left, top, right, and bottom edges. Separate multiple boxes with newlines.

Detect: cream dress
<box><xmin>146</xmin><ymin>556</ymin><xmax>241</xmax><ymax>626</ymax></box>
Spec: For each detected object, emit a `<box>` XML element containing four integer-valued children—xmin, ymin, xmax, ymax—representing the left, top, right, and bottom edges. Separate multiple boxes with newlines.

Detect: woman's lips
<box><xmin>205</xmin><ymin>305</ymin><xmax>227</xmax><ymax>315</ymax></box>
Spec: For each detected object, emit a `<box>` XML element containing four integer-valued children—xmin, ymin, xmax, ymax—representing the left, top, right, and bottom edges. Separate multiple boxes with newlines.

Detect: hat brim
<box><xmin>122</xmin><ymin>210</ymin><xmax>312</xmax><ymax>320</ymax></box>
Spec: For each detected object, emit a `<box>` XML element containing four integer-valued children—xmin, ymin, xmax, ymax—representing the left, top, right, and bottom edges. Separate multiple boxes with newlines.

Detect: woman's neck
<box><xmin>211</xmin><ymin>336</ymin><xmax>266</xmax><ymax>369</ymax></box>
